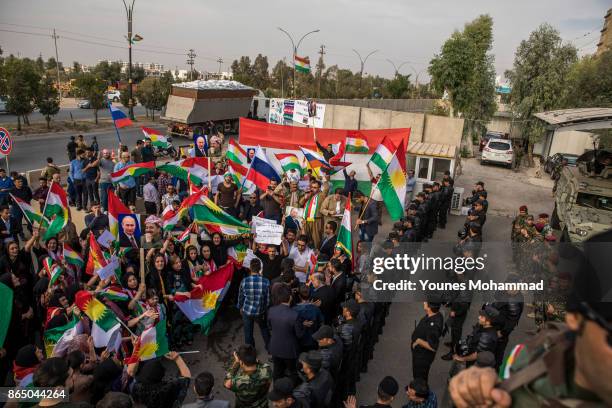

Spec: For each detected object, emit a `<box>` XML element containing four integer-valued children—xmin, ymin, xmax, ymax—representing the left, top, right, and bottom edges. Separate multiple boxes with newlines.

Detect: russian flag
<box><xmin>300</xmin><ymin>146</ymin><xmax>332</xmax><ymax>170</ymax></box>
<box><xmin>246</xmin><ymin>146</ymin><xmax>281</xmax><ymax>191</ymax></box>
<box><xmin>110</xmin><ymin>105</ymin><xmax>132</xmax><ymax>128</ymax></box>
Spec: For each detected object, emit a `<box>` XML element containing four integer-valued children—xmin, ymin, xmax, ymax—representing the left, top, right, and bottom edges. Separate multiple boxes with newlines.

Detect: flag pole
<box><xmin>113</xmin><ymin>315</ymin><xmax>137</xmax><ymax>338</ymax></box>
<box><xmin>39</xmin><ymin>180</ymin><xmax>53</xmax><ymax>229</ymax></box>
<box><xmin>108</xmin><ymin>101</ymin><xmax>123</xmax><ymax>145</ymax></box>
<box><xmin>9</xmin><ymin>193</ymin><xmax>34</xmax><ymax>229</ymax></box>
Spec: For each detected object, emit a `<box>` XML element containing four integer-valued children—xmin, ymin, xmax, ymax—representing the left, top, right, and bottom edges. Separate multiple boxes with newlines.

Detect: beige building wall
<box><xmin>422</xmin><ymin>114</ymin><xmax>464</xmax><ymax>146</ymax></box>
<box><xmin>549</xmin><ymin>130</ymin><xmax>595</xmax><ymax>156</ymax></box>
<box><xmin>359</xmin><ymin>108</ymin><xmax>392</xmax><ymax>129</ymax></box>
<box><xmin>390</xmin><ymin>112</ymin><xmax>425</xmax><ymax>143</ymax></box>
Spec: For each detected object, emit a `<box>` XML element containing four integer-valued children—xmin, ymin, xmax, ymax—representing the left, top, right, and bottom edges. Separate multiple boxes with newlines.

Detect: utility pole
<box><xmin>316</xmin><ymin>44</ymin><xmax>326</xmax><ymax>99</ymax></box>
<box><xmin>216</xmin><ymin>57</ymin><xmax>223</xmax><ymax>75</ymax></box>
<box><xmin>352</xmin><ymin>49</ymin><xmax>378</xmax><ymax>96</ymax></box>
<box><xmin>122</xmin><ymin>0</ymin><xmax>138</xmax><ymax>120</ymax></box>
<box><xmin>280</xmin><ymin>57</ymin><xmax>285</xmax><ymax>98</ymax></box>
<box><xmin>52</xmin><ymin>29</ymin><xmax>62</xmax><ymax>102</ymax></box>
<box><xmin>187</xmin><ymin>49</ymin><xmax>196</xmax><ymax>81</ymax></box>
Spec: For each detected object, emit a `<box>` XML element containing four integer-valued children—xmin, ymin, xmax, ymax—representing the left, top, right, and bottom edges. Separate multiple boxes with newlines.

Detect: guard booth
<box><xmin>406</xmin><ymin>141</ymin><xmax>463</xmax><ymax>212</ymax></box>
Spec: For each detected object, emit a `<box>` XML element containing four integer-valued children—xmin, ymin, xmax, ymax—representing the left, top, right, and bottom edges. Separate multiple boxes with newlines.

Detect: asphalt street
<box><xmin>0</xmin><ymin>105</ymin><xmax>147</xmax><ymax>125</ymax></box>
<box><xmin>6</xmin><ymin>125</ymin><xmax>174</xmax><ymax>173</ymax></box>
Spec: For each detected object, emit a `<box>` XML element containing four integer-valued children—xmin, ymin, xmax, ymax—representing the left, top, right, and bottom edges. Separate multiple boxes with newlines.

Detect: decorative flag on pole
<box><xmin>345</xmin><ymin>135</ymin><xmax>370</xmax><ymax>153</ymax></box>
<box><xmin>174</xmin><ymin>263</ymin><xmax>234</xmax><ymax>334</ymax></box>
<box><xmin>74</xmin><ymin>290</ymin><xmax>121</xmax><ymax>348</ymax></box>
<box><xmin>227</xmin><ymin>160</ymin><xmax>256</xmax><ymax>194</ymax></box>
<box><xmin>42</xmin><ymin>257</ymin><xmax>63</xmax><ymax>285</ymax></box>
<box><xmin>176</xmin><ymin>223</ymin><xmax>193</xmax><ymax>244</ymax></box>
<box><xmin>141</xmin><ymin>127</ymin><xmax>170</xmax><ymax>148</ymax></box>
<box><xmin>192</xmin><ymin>194</ymin><xmax>251</xmax><ymax>237</ymax></box>
<box><xmin>110</xmin><ymin>161</ymin><xmax>155</xmax><ymax>183</ymax></box>
<box><xmin>107</xmin><ymin>189</ymin><xmax>132</xmax><ymax>238</ymax></box>
<box><xmin>42</xmin><ymin>182</ymin><xmax>69</xmax><ymax>240</ymax></box>
<box><xmin>294</xmin><ymin>55</ymin><xmax>311</xmax><ymax>73</ymax></box>
<box><xmin>335</xmin><ymin>194</ymin><xmax>352</xmax><ymax>259</ymax></box>
<box><xmin>245</xmin><ymin>146</ymin><xmax>281</xmax><ymax>191</ymax></box>
<box><xmin>377</xmin><ymin>139</ymin><xmax>407</xmax><ymax>221</ymax></box>
<box><xmin>369</xmin><ymin>136</ymin><xmax>397</xmax><ymax>173</ymax></box>
<box><xmin>10</xmin><ymin>194</ymin><xmax>46</xmax><ymax>226</ymax></box>
<box><xmin>0</xmin><ymin>281</ymin><xmax>13</xmax><ymax>348</ymax></box>
<box><xmin>157</xmin><ymin>158</ymin><xmax>210</xmax><ymax>186</ymax></box>
<box><xmin>275</xmin><ymin>153</ymin><xmax>304</xmax><ymax>175</ymax></box>
<box><xmin>110</xmin><ymin>105</ymin><xmax>133</xmax><ymax>128</ymax></box>
<box><xmin>127</xmin><ymin>319</ymin><xmax>169</xmax><ymax>362</ymax></box>
<box><xmin>98</xmin><ymin>285</ymin><xmax>130</xmax><ymax>303</ymax></box>
<box><xmin>63</xmin><ymin>243</ymin><xmax>84</xmax><ymax>269</ymax></box>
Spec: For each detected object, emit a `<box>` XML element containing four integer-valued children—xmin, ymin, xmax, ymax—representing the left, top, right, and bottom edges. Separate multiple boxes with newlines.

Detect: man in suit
<box><xmin>318</xmin><ymin>221</ymin><xmax>337</xmax><ymax>259</ymax></box>
<box><xmin>0</xmin><ymin>205</ymin><xmax>18</xmax><ymax>244</ymax></box>
<box><xmin>320</xmin><ymin>188</ymin><xmax>347</xmax><ymax>225</ymax></box>
<box><xmin>355</xmin><ymin>190</ymin><xmax>378</xmax><ymax>242</ymax></box>
<box><xmin>118</xmin><ymin>214</ymin><xmax>140</xmax><ymax>248</ymax></box>
<box><xmin>267</xmin><ymin>284</ymin><xmax>305</xmax><ymax>382</ymax></box>
<box><xmin>310</xmin><ymin>272</ymin><xmax>336</xmax><ymax>325</ymax></box>
<box><xmin>190</xmin><ymin>135</ymin><xmax>208</xmax><ymax>157</ymax></box>
<box><xmin>329</xmin><ymin>258</ymin><xmax>347</xmax><ymax>317</ymax></box>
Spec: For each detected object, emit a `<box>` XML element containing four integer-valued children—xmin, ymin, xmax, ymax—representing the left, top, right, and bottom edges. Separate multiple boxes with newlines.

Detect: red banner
<box><xmin>238</xmin><ymin>118</ymin><xmax>410</xmax><ymax>152</ymax></box>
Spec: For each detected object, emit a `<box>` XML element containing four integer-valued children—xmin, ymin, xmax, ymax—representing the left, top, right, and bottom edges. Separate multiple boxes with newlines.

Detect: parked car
<box><xmin>78</xmin><ymin>100</ymin><xmax>92</xmax><ymax>109</ymax></box>
<box><xmin>479</xmin><ymin>131</ymin><xmax>507</xmax><ymax>151</ymax></box>
<box><xmin>0</xmin><ymin>96</ymin><xmax>7</xmax><ymax>113</ymax></box>
<box><xmin>106</xmin><ymin>90</ymin><xmax>121</xmax><ymax>102</ymax></box>
<box><xmin>481</xmin><ymin>137</ymin><xmax>514</xmax><ymax>168</ymax></box>
<box><xmin>544</xmin><ymin>152</ymin><xmax>579</xmax><ymax>175</ymax></box>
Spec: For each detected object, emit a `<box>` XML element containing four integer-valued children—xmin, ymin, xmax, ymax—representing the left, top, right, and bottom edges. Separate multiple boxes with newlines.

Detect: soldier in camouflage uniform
<box><xmin>224</xmin><ymin>345</ymin><xmax>272</xmax><ymax>408</ymax></box>
<box><xmin>449</xmin><ymin>230</ymin><xmax>612</xmax><ymax>407</ymax></box>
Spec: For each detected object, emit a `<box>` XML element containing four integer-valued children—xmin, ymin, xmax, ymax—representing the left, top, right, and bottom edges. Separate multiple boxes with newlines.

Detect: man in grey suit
<box><xmin>355</xmin><ymin>190</ymin><xmax>379</xmax><ymax>242</ymax></box>
<box><xmin>267</xmin><ymin>284</ymin><xmax>306</xmax><ymax>382</ymax></box>
<box><xmin>182</xmin><ymin>371</ymin><xmax>229</xmax><ymax>408</ymax></box>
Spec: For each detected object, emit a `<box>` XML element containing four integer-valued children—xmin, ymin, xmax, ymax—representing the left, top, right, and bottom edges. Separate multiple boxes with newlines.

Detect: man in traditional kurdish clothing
<box><xmin>300</xmin><ymin>179</ymin><xmax>327</xmax><ymax>249</ymax></box>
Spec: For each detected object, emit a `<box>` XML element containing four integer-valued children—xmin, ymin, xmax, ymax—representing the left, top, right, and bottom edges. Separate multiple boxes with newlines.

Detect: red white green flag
<box><xmin>370</xmin><ymin>136</ymin><xmax>397</xmax><ymax>173</ymax></box>
<box><xmin>128</xmin><ymin>319</ymin><xmax>169</xmax><ymax>362</ymax></box>
<box><xmin>63</xmin><ymin>243</ymin><xmax>84</xmax><ymax>268</ymax></box>
<box><xmin>304</xmin><ymin>194</ymin><xmax>320</xmax><ymax>221</ymax></box>
<box><xmin>377</xmin><ymin>139</ymin><xmax>407</xmax><ymax>221</ymax></box>
<box><xmin>294</xmin><ymin>55</ymin><xmax>311</xmax><ymax>73</ymax></box>
<box><xmin>335</xmin><ymin>194</ymin><xmax>352</xmax><ymax>259</ymax></box>
<box><xmin>42</xmin><ymin>182</ymin><xmax>69</xmax><ymax>240</ymax></box>
<box><xmin>226</xmin><ymin>139</ymin><xmax>247</xmax><ymax>164</ymax></box>
<box><xmin>10</xmin><ymin>194</ymin><xmax>46</xmax><ymax>226</ymax></box>
<box><xmin>174</xmin><ymin>263</ymin><xmax>234</xmax><ymax>334</ymax></box>
<box><xmin>74</xmin><ymin>290</ymin><xmax>121</xmax><ymax>348</ymax></box>
<box><xmin>110</xmin><ymin>161</ymin><xmax>155</xmax><ymax>183</ymax></box>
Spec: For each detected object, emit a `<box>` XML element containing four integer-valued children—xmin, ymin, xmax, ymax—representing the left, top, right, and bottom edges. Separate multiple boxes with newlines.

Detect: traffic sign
<box><xmin>0</xmin><ymin>128</ymin><xmax>12</xmax><ymax>156</ymax></box>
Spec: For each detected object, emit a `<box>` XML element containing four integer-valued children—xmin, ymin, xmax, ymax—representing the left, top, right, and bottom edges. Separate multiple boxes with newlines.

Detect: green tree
<box><xmin>45</xmin><ymin>57</ymin><xmax>62</xmax><ymax>71</ymax></box>
<box><xmin>36</xmin><ymin>76</ymin><xmax>60</xmax><ymax>129</ymax></box>
<box><xmin>564</xmin><ymin>50</ymin><xmax>612</xmax><ymax>108</ymax></box>
<box><xmin>384</xmin><ymin>73</ymin><xmax>411</xmax><ymax>98</ymax></box>
<box><xmin>74</xmin><ymin>73</ymin><xmax>107</xmax><ymax>124</ymax></box>
<box><xmin>35</xmin><ymin>55</ymin><xmax>45</xmax><ymax>73</ymax></box>
<box><xmin>429</xmin><ymin>15</ymin><xmax>497</xmax><ymax>152</ymax></box>
<box><xmin>94</xmin><ymin>61</ymin><xmax>122</xmax><ymax>85</ymax></box>
<box><xmin>231</xmin><ymin>56</ymin><xmax>254</xmax><ymax>85</ymax></box>
<box><xmin>505</xmin><ymin>23</ymin><xmax>577</xmax><ymax>164</ymax></box>
<box><xmin>270</xmin><ymin>59</ymin><xmax>292</xmax><ymax>97</ymax></box>
<box><xmin>132</xmin><ymin>66</ymin><xmax>146</xmax><ymax>84</ymax></box>
<box><xmin>136</xmin><ymin>77</ymin><xmax>169</xmax><ymax>120</ymax></box>
<box><xmin>4</xmin><ymin>57</ymin><xmax>41</xmax><ymax>130</ymax></box>
<box><xmin>251</xmin><ymin>54</ymin><xmax>269</xmax><ymax>90</ymax></box>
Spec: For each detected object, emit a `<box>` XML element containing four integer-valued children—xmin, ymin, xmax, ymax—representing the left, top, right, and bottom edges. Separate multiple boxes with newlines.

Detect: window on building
<box><xmin>418</xmin><ymin>157</ymin><xmax>430</xmax><ymax>179</ymax></box>
<box><xmin>432</xmin><ymin>158</ymin><xmax>451</xmax><ymax>181</ymax></box>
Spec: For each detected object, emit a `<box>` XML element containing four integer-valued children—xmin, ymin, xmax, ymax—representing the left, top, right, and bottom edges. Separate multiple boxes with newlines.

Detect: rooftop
<box><xmin>173</xmin><ymin>79</ymin><xmax>253</xmax><ymax>91</ymax></box>
<box><xmin>534</xmin><ymin>108</ymin><xmax>612</xmax><ymax>126</ymax></box>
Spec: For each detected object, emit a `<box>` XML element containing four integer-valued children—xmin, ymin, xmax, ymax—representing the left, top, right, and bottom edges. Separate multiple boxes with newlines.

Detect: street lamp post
<box><xmin>386</xmin><ymin>59</ymin><xmax>409</xmax><ymax>77</ymax></box>
<box><xmin>122</xmin><ymin>0</ymin><xmax>137</xmax><ymax>120</ymax></box>
<box><xmin>277</xmin><ymin>27</ymin><xmax>320</xmax><ymax>98</ymax></box>
<box><xmin>353</xmin><ymin>49</ymin><xmax>378</xmax><ymax>96</ymax></box>
<box><xmin>408</xmin><ymin>65</ymin><xmax>425</xmax><ymax>98</ymax></box>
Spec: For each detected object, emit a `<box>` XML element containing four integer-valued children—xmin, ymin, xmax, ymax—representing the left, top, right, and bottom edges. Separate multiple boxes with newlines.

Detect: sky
<box><xmin>0</xmin><ymin>0</ymin><xmax>608</xmax><ymax>81</ymax></box>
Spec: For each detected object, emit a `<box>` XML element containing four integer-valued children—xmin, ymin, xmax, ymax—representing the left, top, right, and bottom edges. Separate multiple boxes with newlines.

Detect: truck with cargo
<box><xmin>161</xmin><ymin>79</ymin><xmax>266</xmax><ymax>138</ymax></box>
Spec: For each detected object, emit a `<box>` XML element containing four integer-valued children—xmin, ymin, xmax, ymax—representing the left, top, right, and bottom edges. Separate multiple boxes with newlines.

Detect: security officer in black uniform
<box><xmin>438</xmin><ymin>178</ymin><xmax>454</xmax><ymax>229</ymax></box>
<box><xmin>490</xmin><ymin>275</ymin><xmax>524</xmax><ymax>369</ymax></box>
<box><xmin>406</xmin><ymin>204</ymin><xmax>423</xmax><ymax>242</ymax></box>
<box><xmin>453</xmin><ymin>305</ymin><xmax>499</xmax><ymax>368</ymax></box>
<box><xmin>411</xmin><ymin>301</ymin><xmax>444</xmax><ymax>382</ymax></box>
<box><xmin>442</xmin><ymin>272</ymin><xmax>472</xmax><ymax>361</ymax></box>
<box><xmin>414</xmin><ymin>192</ymin><xmax>430</xmax><ymax>241</ymax></box>
<box><xmin>423</xmin><ymin>183</ymin><xmax>439</xmax><ymax>239</ymax></box>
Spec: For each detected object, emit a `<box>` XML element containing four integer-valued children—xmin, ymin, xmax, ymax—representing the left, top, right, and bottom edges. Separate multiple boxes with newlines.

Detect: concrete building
<box><xmin>596</xmin><ymin>8</ymin><xmax>612</xmax><ymax>56</ymax></box>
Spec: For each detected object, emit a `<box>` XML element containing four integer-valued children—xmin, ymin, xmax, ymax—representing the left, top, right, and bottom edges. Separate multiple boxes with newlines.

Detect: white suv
<box><xmin>481</xmin><ymin>137</ymin><xmax>514</xmax><ymax>168</ymax></box>
<box><xmin>106</xmin><ymin>90</ymin><xmax>121</xmax><ymax>102</ymax></box>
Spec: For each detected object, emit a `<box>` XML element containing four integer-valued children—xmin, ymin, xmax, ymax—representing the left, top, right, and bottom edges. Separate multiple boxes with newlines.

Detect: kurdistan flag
<box><xmin>129</xmin><ymin>319</ymin><xmax>169</xmax><ymax>362</ymax></box>
<box><xmin>111</xmin><ymin>161</ymin><xmax>155</xmax><ymax>183</ymax></box>
<box><xmin>157</xmin><ymin>157</ymin><xmax>210</xmax><ymax>186</ymax></box>
<box><xmin>142</xmin><ymin>127</ymin><xmax>170</xmax><ymax>148</ymax></box>
<box><xmin>174</xmin><ymin>263</ymin><xmax>234</xmax><ymax>334</ymax></box>
<box><xmin>275</xmin><ymin>153</ymin><xmax>304</xmax><ymax>175</ymax></box>
<box><xmin>227</xmin><ymin>160</ymin><xmax>256</xmax><ymax>194</ymax></box>
<box><xmin>345</xmin><ymin>135</ymin><xmax>370</xmax><ymax>153</ymax></box>
<box><xmin>44</xmin><ymin>317</ymin><xmax>83</xmax><ymax>357</ymax></box>
<box><xmin>74</xmin><ymin>290</ymin><xmax>121</xmax><ymax>348</ymax></box>
<box><xmin>335</xmin><ymin>194</ymin><xmax>352</xmax><ymax>260</ymax></box>
<box><xmin>370</xmin><ymin>136</ymin><xmax>397</xmax><ymax>173</ymax></box>
<box><xmin>42</xmin><ymin>182</ymin><xmax>69</xmax><ymax>240</ymax></box>
<box><xmin>193</xmin><ymin>193</ymin><xmax>250</xmax><ymax>236</ymax></box>
<box><xmin>226</xmin><ymin>139</ymin><xmax>247</xmax><ymax>164</ymax></box>
<box><xmin>10</xmin><ymin>194</ymin><xmax>47</xmax><ymax>226</ymax></box>
<box><xmin>377</xmin><ymin>139</ymin><xmax>407</xmax><ymax>221</ymax></box>
<box><xmin>63</xmin><ymin>243</ymin><xmax>84</xmax><ymax>268</ymax></box>
<box><xmin>294</xmin><ymin>55</ymin><xmax>311</xmax><ymax>73</ymax></box>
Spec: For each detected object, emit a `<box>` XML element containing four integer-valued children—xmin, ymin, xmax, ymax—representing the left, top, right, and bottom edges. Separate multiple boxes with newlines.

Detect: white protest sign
<box><xmin>251</xmin><ymin>215</ymin><xmax>277</xmax><ymax>229</ymax></box>
<box><xmin>96</xmin><ymin>256</ymin><xmax>120</xmax><ymax>281</ymax></box>
<box><xmin>255</xmin><ymin>223</ymin><xmax>284</xmax><ymax>245</ymax></box>
<box><xmin>97</xmin><ymin>230</ymin><xmax>115</xmax><ymax>249</ymax></box>
<box><xmin>242</xmin><ymin>249</ymin><xmax>262</xmax><ymax>269</ymax></box>
<box><xmin>298</xmin><ymin>180</ymin><xmax>311</xmax><ymax>191</ymax></box>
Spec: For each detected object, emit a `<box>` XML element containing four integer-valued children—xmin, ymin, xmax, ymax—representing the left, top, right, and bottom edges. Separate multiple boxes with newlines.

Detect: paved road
<box><xmin>7</xmin><ymin>125</ymin><xmax>176</xmax><ymax>173</ymax></box>
<box><xmin>0</xmin><ymin>105</ymin><xmax>147</xmax><ymax>125</ymax></box>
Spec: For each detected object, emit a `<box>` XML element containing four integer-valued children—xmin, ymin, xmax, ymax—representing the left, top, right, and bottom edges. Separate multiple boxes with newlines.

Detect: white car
<box><xmin>0</xmin><ymin>97</ymin><xmax>7</xmax><ymax>113</ymax></box>
<box><xmin>106</xmin><ymin>90</ymin><xmax>121</xmax><ymax>102</ymax></box>
<box><xmin>481</xmin><ymin>137</ymin><xmax>514</xmax><ymax>168</ymax></box>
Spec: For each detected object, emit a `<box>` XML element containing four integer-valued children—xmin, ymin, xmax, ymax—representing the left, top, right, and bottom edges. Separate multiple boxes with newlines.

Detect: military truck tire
<box><xmin>551</xmin><ymin>205</ymin><xmax>561</xmax><ymax>230</ymax></box>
